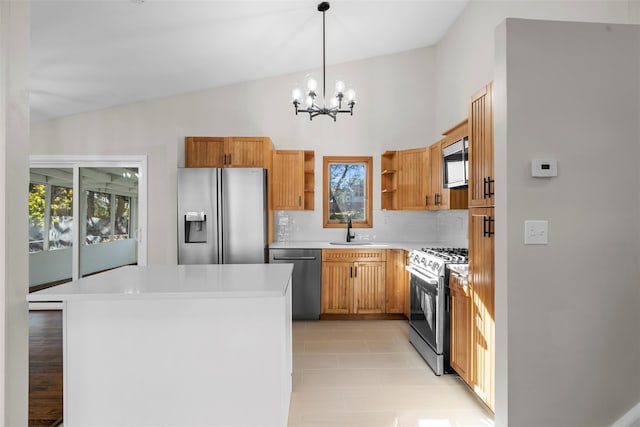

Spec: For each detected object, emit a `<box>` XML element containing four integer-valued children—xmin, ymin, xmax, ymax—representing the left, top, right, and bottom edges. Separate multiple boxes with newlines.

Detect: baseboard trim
<box><xmin>611</xmin><ymin>401</ymin><xmax>640</xmax><ymax>427</ymax></box>
<box><xmin>29</xmin><ymin>301</ymin><xmax>63</xmax><ymax>310</ymax></box>
<box><xmin>320</xmin><ymin>313</ymin><xmax>407</xmax><ymax>321</ymax></box>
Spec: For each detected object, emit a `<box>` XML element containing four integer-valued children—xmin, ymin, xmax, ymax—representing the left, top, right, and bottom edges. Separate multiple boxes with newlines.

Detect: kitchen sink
<box><xmin>329</xmin><ymin>241</ymin><xmax>372</xmax><ymax>245</ymax></box>
<box><xmin>328</xmin><ymin>241</ymin><xmax>387</xmax><ymax>246</ymax></box>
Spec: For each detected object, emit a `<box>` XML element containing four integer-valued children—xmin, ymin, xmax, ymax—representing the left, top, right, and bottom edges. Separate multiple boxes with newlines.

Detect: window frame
<box><xmin>322</xmin><ymin>156</ymin><xmax>373</xmax><ymax>229</ymax></box>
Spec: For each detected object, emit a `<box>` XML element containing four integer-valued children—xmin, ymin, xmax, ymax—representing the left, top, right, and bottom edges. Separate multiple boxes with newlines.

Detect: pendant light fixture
<box><xmin>291</xmin><ymin>2</ymin><xmax>356</xmax><ymax>121</ymax></box>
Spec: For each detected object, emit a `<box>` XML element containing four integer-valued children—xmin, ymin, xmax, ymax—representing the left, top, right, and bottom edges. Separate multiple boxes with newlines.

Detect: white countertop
<box><xmin>28</xmin><ymin>264</ymin><xmax>294</xmax><ymax>302</ymax></box>
<box><xmin>269</xmin><ymin>241</ymin><xmax>442</xmax><ymax>251</ymax></box>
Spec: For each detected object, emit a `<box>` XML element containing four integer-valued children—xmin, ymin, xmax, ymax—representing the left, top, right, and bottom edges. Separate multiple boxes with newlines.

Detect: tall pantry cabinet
<box><xmin>468</xmin><ymin>82</ymin><xmax>495</xmax><ymax>412</ymax></box>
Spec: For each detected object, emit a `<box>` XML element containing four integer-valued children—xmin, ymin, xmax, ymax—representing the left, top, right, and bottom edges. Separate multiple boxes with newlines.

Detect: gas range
<box><xmin>408</xmin><ymin>247</ymin><xmax>468</xmax><ymax>277</ymax></box>
<box><xmin>406</xmin><ymin>246</ymin><xmax>468</xmax><ymax>376</ymax></box>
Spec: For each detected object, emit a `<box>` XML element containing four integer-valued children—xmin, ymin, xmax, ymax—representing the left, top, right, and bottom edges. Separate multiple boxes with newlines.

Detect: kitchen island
<box><xmin>28</xmin><ymin>264</ymin><xmax>294</xmax><ymax>427</ymax></box>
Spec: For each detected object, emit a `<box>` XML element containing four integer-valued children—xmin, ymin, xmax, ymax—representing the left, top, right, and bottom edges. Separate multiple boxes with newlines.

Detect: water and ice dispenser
<box><xmin>184</xmin><ymin>211</ymin><xmax>207</xmax><ymax>243</ymax></box>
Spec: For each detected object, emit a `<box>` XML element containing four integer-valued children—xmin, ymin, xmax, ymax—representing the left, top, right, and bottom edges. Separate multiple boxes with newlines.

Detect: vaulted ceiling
<box><xmin>30</xmin><ymin>0</ymin><xmax>468</xmax><ymax>123</ymax></box>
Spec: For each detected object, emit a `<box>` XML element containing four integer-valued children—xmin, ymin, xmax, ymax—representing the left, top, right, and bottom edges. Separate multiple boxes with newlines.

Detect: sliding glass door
<box><xmin>29</xmin><ymin>157</ymin><xmax>147</xmax><ymax>289</ymax></box>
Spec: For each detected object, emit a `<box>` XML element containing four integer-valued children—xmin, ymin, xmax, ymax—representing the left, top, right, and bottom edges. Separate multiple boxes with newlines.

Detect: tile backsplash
<box><xmin>275</xmin><ymin>209</ymin><xmax>468</xmax><ymax>247</ymax></box>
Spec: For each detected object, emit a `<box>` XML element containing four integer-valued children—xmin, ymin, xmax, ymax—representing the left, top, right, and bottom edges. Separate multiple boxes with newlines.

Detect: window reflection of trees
<box><xmin>329</xmin><ymin>163</ymin><xmax>366</xmax><ymax>222</ymax></box>
<box><xmin>323</xmin><ymin>156</ymin><xmax>372</xmax><ymax>228</ymax></box>
<box><xmin>28</xmin><ymin>182</ymin><xmax>73</xmax><ymax>252</ymax></box>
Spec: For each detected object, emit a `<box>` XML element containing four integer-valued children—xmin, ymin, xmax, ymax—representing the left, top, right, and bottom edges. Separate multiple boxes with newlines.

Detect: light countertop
<box><xmin>269</xmin><ymin>241</ymin><xmax>444</xmax><ymax>251</ymax></box>
<box><xmin>28</xmin><ymin>264</ymin><xmax>294</xmax><ymax>302</ymax></box>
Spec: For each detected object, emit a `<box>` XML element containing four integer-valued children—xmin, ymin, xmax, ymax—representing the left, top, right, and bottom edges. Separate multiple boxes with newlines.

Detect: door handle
<box><xmin>483</xmin><ymin>177</ymin><xmax>495</xmax><ymax>198</ymax></box>
<box><xmin>354</xmin><ymin>266</ymin><xmax>358</xmax><ymax>278</ymax></box>
<box><xmin>425</xmin><ymin>195</ymin><xmax>428</xmax><ymax>206</ymax></box>
<box><xmin>435</xmin><ymin>194</ymin><xmax>440</xmax><ymax>205</ymax></box>
<box><xmin>272</xmin><ymin>256</ymin><xmax>317</xmax><ymax>261</ymax></box>
<box><xmin>350</xmin><ymin>266</ymin><xmax>353</xmax><ymax>278</ymax></box>
<box><xmin>298</xmin><ymin>195</ymin><xmax>302</xmax><ymax>207</ymax></box>
<box><xmin>483</xmin><ymin>216</ymin><xmax>495</xmax><ymax>237</ymax></box>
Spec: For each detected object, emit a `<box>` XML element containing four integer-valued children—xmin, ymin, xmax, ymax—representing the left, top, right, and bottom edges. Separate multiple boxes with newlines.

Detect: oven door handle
<box><xmin>405</xmin><ymin>266</ymin><xmax>439</xmax><ymax>285</ymax></box>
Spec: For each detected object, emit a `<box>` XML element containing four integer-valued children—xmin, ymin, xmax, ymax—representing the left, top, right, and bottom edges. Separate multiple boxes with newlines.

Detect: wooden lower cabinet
<box><xmin>321</xmin><ymin>249</ymin><xmax>387</xmax><ymax>315</ymax></box>
<box><xmin>353</xmin><ymin>262</ymin><xmax>386</xmax><ymax>314</ymax></box>
<box><xmin>469</xmin><ymin>207</ymin><xmax>495</xmax><ymax>412</ymax></box>
<box><xmin>385</xmin><ymin>249</ymin><xmax>408</xmax><ymax>315</ymax></box>
<box><xmin>321</xmin><ymin>261</ymin><xmax>353</xmax><ymax>314</ymax></box>
<box><xmin>449</xmin><ymin>271</ymin><xmax>471</xmax><ymax>384</ymax></box>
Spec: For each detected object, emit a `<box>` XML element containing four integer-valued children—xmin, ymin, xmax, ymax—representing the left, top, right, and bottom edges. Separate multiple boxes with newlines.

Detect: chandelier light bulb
<box><xmin>292</xmin><ymin>88</ymin><xmax>302</xmax><ymax>103</ymax></box>
<box><xmin>334</xmin><ymin>80</ymin><xmax>345</xmax><ymax>95</ymax></box>
<box><xmin>305</xmin><ymin>95</ymin><xmax>314</xmax><ymax>108</ymax></box>
<box><xmin>306</xmin><ymin>77</ymin><xmax>318</xmax><ymax>92</ymax></box>
<box><xmin>329</xmin><ymin>96</ymin><xmax>339</xmax><ymax>108</ymax></box>
<box><xmin>346</xmin><ymin>88</ymin><xmax>356</xmax><ymax>102</ymax></box>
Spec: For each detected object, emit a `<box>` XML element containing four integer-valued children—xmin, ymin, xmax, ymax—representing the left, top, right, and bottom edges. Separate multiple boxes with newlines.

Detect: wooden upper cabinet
<box><xmin>184</xmin><ymin>136</ymin><xmax>273</xmax><ymax>168</ymax></box>
<box><xmin>272</xmin><ymin>150</ymin><xmax>314</xmax><ymax>211</ymax></box>
<box><xmin>225</xmin><ymin>137</ymin><xmax>268</xmax><ymax>167</ymax></box>
<box><xmin>429</xmin><ymin>140</ymin><xmax>445</xmax><ymax>210</ymax></box>
<box><xmin>398</xmin><ymin>147</ymin><xmax>430</xmax><ymax>210</ymax></box>
<box><xmin>185</xmin><ymin>137</ymin><xmax>225</xmax><ymax>167</ymax></box>
<box><xmin>440</xmin><ymin>119</ymin><xmax>469</xmax><ymax>210</ymax></box>
<box><xmin>381</xmin><ymin>151</ymin><xmax>398</xmax><ymax>210</ymax></box>
<box><xmin>468</xmin><ymin>82</ymin><xmax>494</xmax><ymax>207</ymax></box>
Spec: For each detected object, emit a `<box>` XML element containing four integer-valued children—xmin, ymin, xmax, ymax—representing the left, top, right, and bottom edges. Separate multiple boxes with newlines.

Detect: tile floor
<box><xmin>288</xmin><ymin>320</ymin><xmax>494</xmax><ymax>427</ymax></box>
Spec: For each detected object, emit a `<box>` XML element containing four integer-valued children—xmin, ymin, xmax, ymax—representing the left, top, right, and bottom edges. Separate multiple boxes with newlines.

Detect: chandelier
<box><xmin>291</xmin><ymin>2</ymin><xmax>356</xmax><ymax>121</ymax></box>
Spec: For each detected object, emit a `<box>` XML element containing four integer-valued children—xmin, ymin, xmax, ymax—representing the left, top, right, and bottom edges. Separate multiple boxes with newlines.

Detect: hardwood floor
<box><xmin>29</xmin><ymin>310</ymin><xmax>63</xmax><ymax>427</ymax></box>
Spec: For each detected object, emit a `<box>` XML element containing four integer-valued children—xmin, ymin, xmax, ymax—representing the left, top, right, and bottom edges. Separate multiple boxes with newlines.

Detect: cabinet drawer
<box><xmin>322</xmin><ymin>249</ymin><xmax>386</xmax><ymax>263</ymax></box>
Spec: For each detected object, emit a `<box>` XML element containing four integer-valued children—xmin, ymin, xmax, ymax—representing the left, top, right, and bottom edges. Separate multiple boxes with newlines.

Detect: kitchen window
<box><xmin>323</xmin><ymin>156</ymin><xmax>373</xmax><ymax>228</ymax></box>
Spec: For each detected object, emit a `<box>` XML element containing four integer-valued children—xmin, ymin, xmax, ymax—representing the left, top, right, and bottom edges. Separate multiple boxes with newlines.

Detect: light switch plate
<box><xmin>524</xmin><ymin>220</ymin><xmax>548</xmax><ymax>244</ymax></box>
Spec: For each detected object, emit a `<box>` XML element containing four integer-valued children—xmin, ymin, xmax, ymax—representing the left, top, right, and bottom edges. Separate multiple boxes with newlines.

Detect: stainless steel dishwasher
<box><xmin>269</xmin><ymin>248</ymin><xmax>321</xmax><ymax>320</ymax></box>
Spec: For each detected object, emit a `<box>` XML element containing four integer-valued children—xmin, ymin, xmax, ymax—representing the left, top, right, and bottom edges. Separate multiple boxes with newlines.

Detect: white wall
<box><xmin>495</xmin><ymin>18</ymin><xmax>640</xmax><ymax>426</ymax></box>
<box><xmin>435</xmin><ymin>0</ymin><xmax>635</xmax><ymax>134</ymax></box>
<box><xmin>0</xmin><ymin>1</ymin><xmax>29</xmax><ymax>425</ymax></box>
<box><xmin>32</xmin><ymin>46</ymin><xmax>458</xmax><ymax>262</ymax></box>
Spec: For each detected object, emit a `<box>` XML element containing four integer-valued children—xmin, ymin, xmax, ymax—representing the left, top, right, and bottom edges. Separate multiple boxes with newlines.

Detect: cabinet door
<box><xmin>321</xmin><ymin>261</ymin><xmax>352</xmax><ymax>314</ymax></box>
<box><xmin>385</xmin><ymin>249</ymin><xmax>407</xmax><ymax>314</ymax></box>
<box><xmin>469</xmin><ymin>83</ymin><xmax>494</xmax><ymax>207</ymax></box>
<box><xmin>353</xmin><ymin>261</ymin><xmax>386</xmax><ymax>314</ymax></box>
<box><xmin>450</xmin><ymin>272</ymin><xmax>471</xmax><ymax>384</ymax></box>
<box><xmin>225</xmin><ymin>137</ymin><xmax>266</xmax><ymax>167</ymax></box>
<box><xmin>272</xmin><ymin>150</ymin><xmax>304</xmax><ymax>210</ymax></box>
<box><xmin>185</xmin><ymin>137</ymin><xmax>225</xmax><ymax>167</ymax></box>
<box><xmin>398</xmin><ymin>147</ymin><xmax>429</xmax><ymax>210</ymax></box>
<box><xmin>429</xmin><ymin>141</ymin><xmax>447</xmax><ymax>210</ymax></box>
<box><xmin>469</xmin><ymin>207</ymin><xmax>495</xmax><ymax>411</ymax></box>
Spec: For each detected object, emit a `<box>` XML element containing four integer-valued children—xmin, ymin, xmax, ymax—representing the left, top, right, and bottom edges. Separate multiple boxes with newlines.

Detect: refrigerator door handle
<box><xmin>217</xmin><ymin>168</ymin><xmax>224</xmax><ymax>264</ymax></box>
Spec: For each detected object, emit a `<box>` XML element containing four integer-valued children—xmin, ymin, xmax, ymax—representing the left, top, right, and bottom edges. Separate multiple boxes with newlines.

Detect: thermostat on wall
<box><xmin>531</xmin><ymin>159</ymin><xmax>558</xmax><ymax>177</ymax></box>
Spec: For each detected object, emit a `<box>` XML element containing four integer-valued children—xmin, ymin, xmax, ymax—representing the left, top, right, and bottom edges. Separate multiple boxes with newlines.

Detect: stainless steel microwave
<box><xmin>442</xmin><ymin>136</ymin><xmax>468</xmax><ymax>188</ymax></box>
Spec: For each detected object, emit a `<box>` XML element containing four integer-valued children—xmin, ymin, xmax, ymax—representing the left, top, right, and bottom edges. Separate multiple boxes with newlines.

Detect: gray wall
<box><xmin>495</xmin><ymin>18</ymin><xmax>640</xmax><ymax>426</ymax></box>
<box><xmin>1</xmin><ymin>1</ymin><xmax>29</xmax><ymax>425</ymax></box>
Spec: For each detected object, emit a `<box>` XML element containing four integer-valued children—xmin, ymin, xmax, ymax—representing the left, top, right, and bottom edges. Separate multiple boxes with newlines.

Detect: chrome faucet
<box><xmin>346</xmin><ymin>216</ymin><xmax>355</xmax><ymax>242</ymax></box>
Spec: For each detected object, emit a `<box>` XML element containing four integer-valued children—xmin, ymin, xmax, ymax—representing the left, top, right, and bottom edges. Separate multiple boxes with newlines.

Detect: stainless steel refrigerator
<box><xmin>177</xmin><ymin>167</ymin><xmax>268</xmax><ymax>264</ymax></box>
